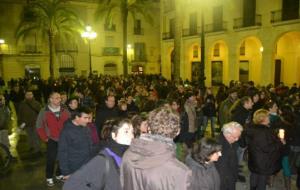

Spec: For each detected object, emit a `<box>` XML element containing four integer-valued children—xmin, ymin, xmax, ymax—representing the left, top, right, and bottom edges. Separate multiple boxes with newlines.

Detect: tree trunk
<box><xmin>48</xmin><ymin>31</ymin><xmax>55</xmax><ymax>78</ymax></box>
<box><xmin>122</xmin><ymin>2</ymin><xmax>128</xmax><ymax>76</ymax></box>
<box><xmin>174</xmin><ymin>0</ymin><xmax>182</xmax><ymax>81</ymax></box>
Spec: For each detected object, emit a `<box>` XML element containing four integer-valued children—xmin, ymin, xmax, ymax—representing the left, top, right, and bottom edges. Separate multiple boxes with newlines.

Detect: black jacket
<box><xmin>58</xmin><ymin>120</ymin><xmax>93</xmax><ymax>175</ymax></box>
<box><xmin>63</xmin><ymin>140</ymin><xmax>128</xmax><ymax>190</ymax></box>
<box><xmin>186</xmin><ymin>155</ymin><xmax>220</xmax><ymax>190</ymax></box>
<box><xmin>245</xmin><ymin>124</ymin><xmax>283</xmax><ymax>175</ymax></box>
<box><xmin>95</xmin><ymin>105</ymin><xmax>118</xmax><ymax>133</ymax></box>
<box><xmin>231</xmin><ymin>104</ymin><xmax>251</xmax><ymax>126</ymax></box>
<box><xmin>215</xmin><ymin>134</ymin><xmax>239</xmax><ymax>189</ymax></box>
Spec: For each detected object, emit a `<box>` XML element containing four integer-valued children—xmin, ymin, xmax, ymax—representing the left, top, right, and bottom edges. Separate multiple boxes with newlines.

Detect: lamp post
<box><xmin>199</xmin><ymin>8</ymin><xmax>206</xmax><ymax>88</ymax></box>
<box><xmin>81</xmin><ymin>26</ymin><xmax>97</xmax><ymax>75</ymax></box>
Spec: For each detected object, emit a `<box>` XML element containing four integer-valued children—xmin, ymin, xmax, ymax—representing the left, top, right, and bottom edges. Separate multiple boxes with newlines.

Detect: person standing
<box><xmin>215</xmin><ymin>121</ymin><xmax>243</xmax><ymax>190</ymax></box>
<box><xmin>186</xmin><ymin>137</ymin><xmax>222</xmax><ymax>190</ymax></box>
<box><xmin>121</xmin><ymin>105</ymin><xmax>192</xmax><ymax>190</ymax></box>
<box><xmin>218</xmin><ymin>88</ymin><xmax>238</xmax><ymax>127</ymax></box>
<box><xmin>58</xmin><ymin>107</ymin><xmax>94</xmax><ymax>180</ymax></box>
<box><xmin>36</xmin><ymin>92</ymin><xmax>70</xmax><ymax>187</ymax></box>
<box><xmin>0</xmin><ymin>94</ymin><xmax>11</xmax><ymax>154</ymax></box>
<box><xmin>18</xmin><ymin>89</ymin><xmax>42</xmax><ymax>154</ymax></box>
<box><xmin>245</xmin><ymin>109</ymin><xmax>284</xmax><ymax>190</ymax></box>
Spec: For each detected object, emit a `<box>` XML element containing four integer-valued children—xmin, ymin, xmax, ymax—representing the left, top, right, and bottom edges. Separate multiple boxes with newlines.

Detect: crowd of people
<box><xmin>0</xmin><ymin>74</ymin><xmax>300</xmax><ymax>190</ymax></box>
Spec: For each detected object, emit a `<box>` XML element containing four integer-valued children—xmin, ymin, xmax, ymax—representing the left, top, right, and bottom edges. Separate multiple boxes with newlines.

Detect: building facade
<box><xmin>0</xmin><ymin>0</ymin><xmax>161</xmax><ymax>81</ymax></box>
<box><xmin>161</xmin><ymin>0</ymin><xmax>300</xmax><ymax>86</ymax></box>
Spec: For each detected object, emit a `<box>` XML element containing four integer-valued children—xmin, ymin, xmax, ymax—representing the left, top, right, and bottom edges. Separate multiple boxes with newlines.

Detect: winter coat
<box><xmin>230</xmin><ymin>104</ymin><xmax>251</xmax><ymax>127</ymax></box>
<box><xmin>36</xmin><ymin>106</ymin><xmax>70</xmax><ymax>142</ymax></box>
<box><xmin>58</xmin><ymin>120</ymin><xmax>94</xmax><ymax>175</ymax></box>
<box><xmin>0</xmin><ymin>105</ymin><xmax>10</xmax><ymax>130</ymax></box>
<box><xmin>245</xmin><ymin>124</ymin><xmax>283</xmax><ymax>175</ymax></box>
<box><xmin>215</xmin><ymin>134</ymin><xmax>239</xmax><ymax>189</ymax></box>
<box><xmin>18</xmin><ymin>99</ymin><xmax>41</xmax><ymax>128</ymax></box>
<box><xmin>203</xmin><ymin>95</ymin><xmax>217</xmax><ymax>117</ymax></box>
<box><xmin>218</xmin><ymin>98</ymin><xmax>235</xmax><ymax>127</ymax></box>
<box><xmin>95</xmin><ymin>105</ymin><xmax>118</xmax><ymax>133</ymax></box>
<box><xmin>186</xmin><ymin>155</ymin><xmax>220</xmax><ymax>190</ymax></box>
<box><xmin>121</xmin><ymin>134</ymin><xmax>192</xmax><ymax>190</ymax></box>
<box><xmin>63</xmin><ymin>140</ymin><xmax>128</xmax><ymax>190</ymax></box>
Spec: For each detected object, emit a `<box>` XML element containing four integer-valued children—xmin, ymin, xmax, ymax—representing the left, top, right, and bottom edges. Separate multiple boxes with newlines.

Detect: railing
<box><xmin>55</xmin><ymin>43</ymin><xmax>78</xmax><ymax>52</ymax></box>
<box><xmin>182</xmin><ymin>27</ymin><xmax>201</xmax><ymax>37</ymax></box>
<box><xmin>162</xmin><ymin>32</ymin><xmax>174</xmax><ymax>40</ymax></box>
<box><xmin>271</xmin><ymin>10</ymin><xmax>300</xmax><ymax>23</ymax></box>
<box><xmin>205</xmin><ymin>21</ymin><xmax>228</xmax><ymax>33</ymax></box>
<box><xmin>233</xmin><ymin>14</ymin><xmax>262</xmax><ymax>29</ymax></box>
<box><xmin>19</xmin><ymin>45</ymin><xmax>44</xmax><ymax>54</ymax></box>
<box><xmin>134</xmin><ymin>28</ymin><xmax>144</xmax><ymax>35</ymax></box>
<box><xmin>102</xmin><ymin>47</ymin><xmax>120</xmax><ymax>56</ymax></box>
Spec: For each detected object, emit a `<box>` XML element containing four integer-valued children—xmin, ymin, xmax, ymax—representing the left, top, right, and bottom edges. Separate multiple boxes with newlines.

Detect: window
<box><xmin>213</xmin><ymin>43</ymin><xmax>220</xmax><ymax>57</ymax></box>
<box><xmin>240</xmin><ymin>41</ymin><xmax>245</xmax><ymax>56</ymax></box>
<box><xmin>213</xmin><ymin>6</ymin><xmax>223</xmax><ymax>31</ymax></box>
<box><xmin>59</xmin><ymin>54</ymin><xmax>75</xmax><ymax>73</ymax></box>
<box><xmin>134</xmin><ymin>19</ymin><xmax>143</xmax><ymax>35</ymax></box>
<box><xmin>189</xmin><ymin>13</ymin><xmax>197</xmax><ymax>35</ymax></box>
<box><xmin>193</xmin><ymin>45</ymin><xmax>199</xmax><ymax>58</ymax></box>
<box><xmin>134</xmin><ymin>43</ymin><xmax>146</xmax><ymax>61</ymax></box>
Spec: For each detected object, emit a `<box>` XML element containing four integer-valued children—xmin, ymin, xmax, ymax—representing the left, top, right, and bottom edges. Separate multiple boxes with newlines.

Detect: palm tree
<box><xmin>95</xmin><ymin>0</ymin><xmax>154</xmax><ymax>76</ymax></box>
<box><xmin>16</xmin><ymin>0</ymin><xmax>83</xmax><ymax>78</ymax></box>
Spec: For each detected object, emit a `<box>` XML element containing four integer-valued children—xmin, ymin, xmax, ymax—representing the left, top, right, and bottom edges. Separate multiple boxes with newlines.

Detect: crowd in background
<box><xmin>0</xmin><ymin>74</ymin><xmax>300</xmax><ymax>190</ymax></box>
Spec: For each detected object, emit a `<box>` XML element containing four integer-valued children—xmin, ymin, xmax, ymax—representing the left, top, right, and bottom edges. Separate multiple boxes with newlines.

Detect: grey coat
<box><xmin>186</xmin><ymin>155</ymin><xmax>220</xmax><ymax>190</ymax></box>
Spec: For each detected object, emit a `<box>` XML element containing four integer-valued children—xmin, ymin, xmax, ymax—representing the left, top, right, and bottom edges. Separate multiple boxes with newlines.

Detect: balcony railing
<box><xmin>233</xmin><ymin>14</ymin><xmax>262</xmax><ymax>29</ymax></box>
<box><xmin>102</xmin><ymin>47</ymin><xmax>121</xmax><ymax>56</ymax></box>
<box><xmin>19</xmin><ymin>45</ymin><xmax>43</xmax><ymax>54</ymax></box>
<box><xmin>182</xmin><ymin>27</ymin><xmax>201</xmax><ymax>37</ymax></box>
<box><xmin>56</xmin><ymin>43</ymin><xmax>78</xmax><ymax>52</ymax></box>
<box><xmin>134</xmin><ymin>27</ymin><xmax>144</xmax><ymax>35</ymax></box>
<box><xmin>271</xmin><ymin>10</ymin><xmax>300</xmax><ymax>23</ymax></box>
<box><xmin>205</xmin><ymin>21</ymin><xmax>228</xmax><ymax>33</ymax></box>
<box><xmin>162</xmin><ymin>32</ymin><xmax>174</xmax><ymax>40</ymax></box>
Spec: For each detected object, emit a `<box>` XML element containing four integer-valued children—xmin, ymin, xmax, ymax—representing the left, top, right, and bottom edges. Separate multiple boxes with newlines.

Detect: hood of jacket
<box><xmin>124</xmin><ymin>134</ymin><xmax>176</xmax><ymax>169</ymax></box>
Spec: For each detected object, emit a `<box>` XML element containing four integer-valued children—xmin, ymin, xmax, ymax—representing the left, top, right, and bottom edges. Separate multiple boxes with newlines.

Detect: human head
<box><xmin>49</xmin><ymin>92</ymin><xmax>61</xmax><ymax>108</ymax></box>
<box><xmin>264</xmin><ymin>100</ymin><xmax>278</xmax><ymax>114</ymax></box>
<box><xmin>191</xmin><ymin>138</ymin><xmax>222</xmax><ymax>164</ymax></box>
<box><xmin>25</xmin><ymin>89</ymin><xmax>34</xmax><ymax>101</ymax></box>
<box><xmin>72</xmin><ymin>107</ymin><xmax>93</xmax><ymax>127</ymax></box>
<box><xmin>131</xmin><ymin>114</ymin><xmax>148</xmax><ymax>137</ymax></box>
<box><xmin>241</xmin><ymin>96</ymin><xmax>253</xmax><ymax>110</ymax></box>
<box><xmin>147</xmin><ymin>105</ymin><xmax>180</xmax><ymax>139</ymax></box>
<box><xmin>67</xmin><ymin>97</ymin><xmax>79</xmax><ymax>110</ymax></box>
<box><xmin>253</xmin><ymin>109</ymin><xmax>269</xmax><ymax>125</ymax></box>
<box><xmin>60</xmin><ymin>91</ymin><xmax>68</xmax><ymax>105</ymax></box>
<box><xmin>101</xmin><ymin>118</ymin><xmax>134</xmax><ymax>145</ymax></box>
<box><xmin>228</xmin><ymin>88</ymin><xmax>238</xmax><ymax>102</ymax></box>
<box><xmin>105</xmin><ymin>95</ymin><xmax>116</xmax><ymax>109</ymax></box>
<box><xmin>222</xmin><ymin>122</ymin><xmax>243</xmax><ymax>144</ymax></box>
<box><xmin>246</xmin><ymin>87</ymin><xmax>259</xmax><ymax>103</ymax></box>
<box><xmin>0</xmin><ymin>94</ymin><xmax>5</xmax><ymax>106</ymax></box>
<box><xmin>118</xmin><ymin>99</ymin><xmax>127</xmax><ymax>111</ymax></box>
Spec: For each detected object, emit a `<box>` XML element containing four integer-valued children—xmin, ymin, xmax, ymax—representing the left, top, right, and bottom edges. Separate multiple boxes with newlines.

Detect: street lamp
<box><xmin>199</xmin><ymin>8</ymin><xmax>206</xmax><ymax>88</ymax></box>
<box><xmin>81</xmin><ymin>26</ymin><xmax>97</xmax><ymax>75</ymax></box>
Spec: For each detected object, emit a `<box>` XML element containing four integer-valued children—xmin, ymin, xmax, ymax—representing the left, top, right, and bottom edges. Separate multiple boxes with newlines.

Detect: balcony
<box><xmin>56</xmin><ymin>43</ymin><xmax>78</xmax><ymax>53</ymax></box>
<box><xmin>102</xmin><ymin>47</ymin><xmax>121</xmax><ymax>56</ymax></box>
<box><xmin>233</xmin><ymin>14</ymin><xmax>262</xmax><ymax>29</ymax></box>
<box><xmin>19</xmin><ymin>45</ymin><xmax>43</xmax><ymax>54</ymax></box>
<box><xmin>134</xmin><ymin>27</ymin><xmax>144</xmax><ymax>35</ymax></box>
<box><xmin>271</xmin><ymin>10</ymin><xmax>300</xmax><ymax>23</ymax></box>
<box><xmin>205</xmin><ymin>21</ymin><xmax>228</xmax><ymax>33</ymax></box>
<box><xmin>182</xmin><ymin>27</ymin><xmax>201</xmax><ymax>37</ymax></box>
<box><xmin>162</xmin><ymin>32</ymin><xmax>174</xmax><ymax>40</ymax></box>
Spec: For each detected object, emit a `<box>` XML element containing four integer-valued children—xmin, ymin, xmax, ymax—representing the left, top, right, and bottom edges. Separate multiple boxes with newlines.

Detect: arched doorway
<box><xmin>25</xmin><ymin>64</ymin><xmax>40</xmax><ymax>79</ymax></box>
<box><xmin>210</xmin><ymin>41</ymin><xmax>228</xmax><ymax>86</ymax></box>
<box><xmin>59</xmin><ymin>54</ymin><xmax>75</xmax><ymax>76</ymax></box>
<box><xmin>275</xmin><ymin>31</ymin><xmax>300</xmax><ymax>86</ymax></box>
<box><xmin>238</xmin><ymin>37</ymin><xmax>262</xmax><ymax>84</ymax></box>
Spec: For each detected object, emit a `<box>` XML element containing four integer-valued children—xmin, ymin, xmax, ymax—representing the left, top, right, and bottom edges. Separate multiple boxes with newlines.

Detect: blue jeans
<box><xmin>202</xmin><ymin>116</ymin><xmax>216</xmax><ymax>137</ymax></box>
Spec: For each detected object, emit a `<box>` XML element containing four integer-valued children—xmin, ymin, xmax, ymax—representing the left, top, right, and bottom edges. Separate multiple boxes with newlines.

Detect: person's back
<box><xmin>121</xmin><ymin>106</ymin><xmax>192</xmax><ymax>190</ymax></box>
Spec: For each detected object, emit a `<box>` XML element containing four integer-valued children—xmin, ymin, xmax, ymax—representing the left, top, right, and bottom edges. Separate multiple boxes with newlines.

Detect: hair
<box><xmin>240</xmin><ymin>96</ymin><xmax>251</xmax><ymax>106</ymax></box>
<box><xmin>131</xmin><ymin>113</ymin><xmax>148</xmax><ymax>137</ymax></box>
<box><xmin>104</xmin><ymin>94</ymin><xmax>115</xmax><ymax>101</ymax></box>
<box><xmin>49</xmin><ymin>91</ymin><xmax>60</xmax><ymax>98</ymax></box>
<box><xmin>191</xmin><ymin>138</ymin><xmax>222</xmax><ymax>164</ymax></box>
<box><xmin>67</xmin><ymin>96</ymin><xmax>79</xmax><ymax>105</ymax></box>
<box><xmin>222</xmin><ymin>121</ymin><xmax>243</xmax><ymax>135</ymax></box>
<box><xmin>147</xmin><ymin>105</ymin><xmax>180</xmax><ymax>139</ymax></box>
<box><xmin>101</xmin><ymin>118</ymin><xmax>132</xmax><ymax>141</ymax></box>
<box><xmin>264</xmin><ymin>100</ymin><xmax>277</xmax><ymax>110</ymax></box>
<box><xmin>71</xmin><ymin>106</ymin><xmax>92</xmax><ymax>120</ymax></box>
<box><xmin>253</xmin><ymin>109</ymin><xmax>269</xmax><ymax>124</ymax></box>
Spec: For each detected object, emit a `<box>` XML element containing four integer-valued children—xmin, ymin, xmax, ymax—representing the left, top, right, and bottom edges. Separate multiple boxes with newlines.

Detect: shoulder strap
<box><xmin>98</xmin><ymin>153</ymin><xmax>110</xmax><ymax>190</ymax></box>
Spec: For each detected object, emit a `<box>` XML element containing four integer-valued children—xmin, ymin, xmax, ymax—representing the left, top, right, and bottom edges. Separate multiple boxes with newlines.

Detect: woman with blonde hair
<box><xmin>245</xmin><ymin>109</ymin><xmax>284</xmax><ymax>190</ymax></box>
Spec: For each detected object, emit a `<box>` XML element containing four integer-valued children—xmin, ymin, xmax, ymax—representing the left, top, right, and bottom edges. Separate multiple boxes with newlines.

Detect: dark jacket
<box><xmin>95</xmin><ymin>105</ymin><xmax>118</xmax><ymax>133</ymax></box>
<box><xmin>186</xmin><ymin>155</ymin><xmax>220</xmax><ymax>190</ymax></box>
<box><xmin>215</xmin><ymin>134</ymin><xmax>239</xmax><ymax>190</ymax></box>
<box><xmin>121</xmin><ymin>134</ymin><xmax>192</xmax><ymax>190</ymax></box>
<box><xmin>18</xmin><ymin>99</ymin><xmax>41</xmax><ymax>128</ymax></box>
<box><xmin>58</xmin><ymin>120</ymin><xmax>93</xmax><ymax>175</ymax></box>
<box><xmin>0</xmin><ymin>105</ymin><xmax>10</xmax><ymax>130</ymax></box>
<box><xmin>230</xmin><ymin>104</ymin><xmax>251</xmax><ymax>126</ymax></box>
<box><xmin>203</xmin><ymin>95</ymin><xmax>217</xmax><ymax>117</ymax></box>
<box><xmin>245</xmin><ymin>124</ymin><xmax>283</xmax><ymax>175</ymax></box>
<box><xmin>63</xmin><ymin>140</ymin><xmax>128</xmax><ymax>190</ymax></box>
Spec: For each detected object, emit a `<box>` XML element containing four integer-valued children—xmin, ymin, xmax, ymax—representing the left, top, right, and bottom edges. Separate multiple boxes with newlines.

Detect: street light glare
<box><xmin>0</xmin><ymin>39</ymin><xmax>5</xmax><ymax>44</ymax></box>
<box><xmin>82</xmin><ymin>26</ymin><xmax>97</xmax><ymax>39</ymax></box>
<box><xmin>86</xmin><ymin>26</ymin><xmax>92</xmax><ymax>31</ymax></box>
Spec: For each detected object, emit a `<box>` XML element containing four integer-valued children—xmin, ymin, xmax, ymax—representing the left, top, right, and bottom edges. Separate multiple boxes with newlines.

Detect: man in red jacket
<box><xmin>36</xmin><ymin>92</ymin><xmax>70</xmax><ymax>187</ymax></box>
